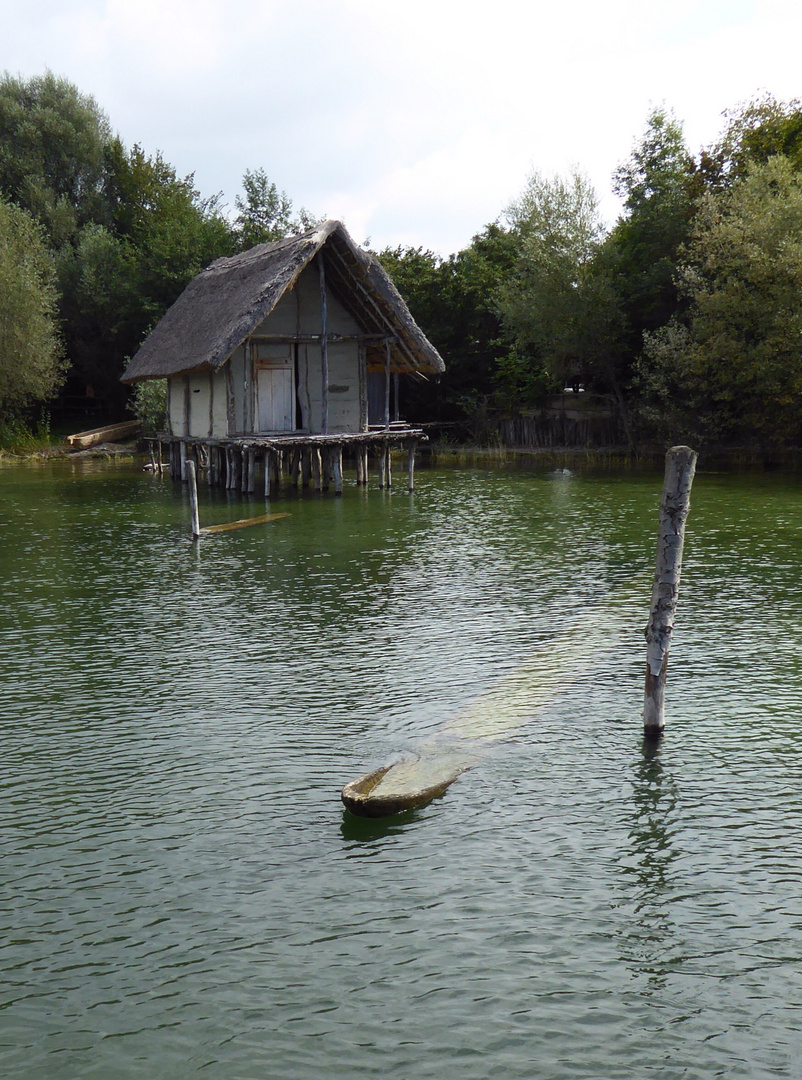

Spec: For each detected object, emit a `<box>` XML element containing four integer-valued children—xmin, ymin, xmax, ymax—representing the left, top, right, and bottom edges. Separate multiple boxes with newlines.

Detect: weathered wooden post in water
<box><xmin>643</xmin><ymin>445</ymin><xmax>698</xmax><ymax>738</ymax></box>
<box><xmin>186</xmin><ymin>458</ymin><xmax>201</xmax><ymax>540</ymax></box>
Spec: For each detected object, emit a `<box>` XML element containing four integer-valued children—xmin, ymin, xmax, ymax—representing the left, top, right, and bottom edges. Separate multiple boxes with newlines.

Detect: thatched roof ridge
<box><xmin>122</xmin><ymin>220</ymin><xmax>444</xmax><ymax>383</ymax></box>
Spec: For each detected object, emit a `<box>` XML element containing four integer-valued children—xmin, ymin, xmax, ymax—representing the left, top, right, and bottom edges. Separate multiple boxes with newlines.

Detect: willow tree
<box><xmin>0</xmin><ymin>199</ymin><xmax>65</xmax><ymax>417</ymax></box>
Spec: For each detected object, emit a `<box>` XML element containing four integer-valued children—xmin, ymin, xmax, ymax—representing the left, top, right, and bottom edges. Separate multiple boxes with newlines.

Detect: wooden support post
<box><xmin>378</xmin><ymin>447</ymin><xmax>386</xmax><ymax>489</ymax></box>
<box><xmin>312</xmin><ymin>447</ymin><xmax>322</xmax><ymax>491</ymax></box>
<box><xmin>186</xmin><ymin>458</ymin><xmax>201</xmax><ymax>539</ymax></box>
<box><xmin>407</xmin><ymin>442</ymin><xmax>416</xmax><ymax>493</ymax></box>
<box><xmin>180</xmin><ymin>440</ymin><xmax>187</xmax><ymax>482</ymax></box>
<box><xmin>333</xmin><ymin>446</ymin><xmax>343</xmax><ymax>496</ymax></box>
<box><xmin>385</xmin><ymin>443</ymin><xmax>392</xmax><ymax>490</ymax></box>
<box><xmin>264</xmin><ymin>451</ymin><xmax>272</xmax><ymax>498</ymax></box>
<box><xmin>290</xmin><ymin>448</ymin><xmax>301</xmax><ymax>487</ymax></box>
<box><xmin>643</xmin><ymin>445</ymin><xmax>698</xmax><ymax>738</ymax></box>
<box><xmin>301</xmin><ymin>449</ymin><xmax>312</xmax><ymax>488</ymax></box>
<box><xmin>356</xmin><ymin>446</ymin><xmax>365</xmax><ymax>485</ymax></box>
<box><xmin>248</xmin><ymin>448</ymin><xmax>256</xmax><ymax>493</ymax></box>
<box><xmin>206</xmin><ymin>444</ymin><xmax>214</xmax><ymax>486</ymax></box>
<box><xmin>322</xmin><ymin>448</ymin><xmax>331</xmax><ymax>492</ymax></box>
<box><xmin>148</xmin><ymin>441</ymin><xmax>156</xmax><ymax>472</ymax></box>
<box><xmin>271</xmin><ymin>451</ymin><xmax>281</xmax><ymax>490</ymax></box>
<box><xmin>362</xmin><ymin>446</ymin><xmax>369</xmax><ymax>485</ymax></box>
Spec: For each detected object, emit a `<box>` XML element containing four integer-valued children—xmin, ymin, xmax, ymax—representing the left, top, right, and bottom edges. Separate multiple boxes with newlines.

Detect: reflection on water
<box><xmin>617</xmin><ymin>743</ymin><xmax>683</xmax><ymax>993</ymax></box>
<box><xmin>2</xmin><ymin>457</ymin><xmax>802</xmax><ymax>1079</ymax></box>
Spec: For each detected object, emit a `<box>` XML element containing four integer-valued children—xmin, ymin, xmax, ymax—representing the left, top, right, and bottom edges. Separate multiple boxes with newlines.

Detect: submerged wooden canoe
<box><xmin>341</xmin><ymin>752</ymin><xmax>473</xmax><ymax>818</ymax></box>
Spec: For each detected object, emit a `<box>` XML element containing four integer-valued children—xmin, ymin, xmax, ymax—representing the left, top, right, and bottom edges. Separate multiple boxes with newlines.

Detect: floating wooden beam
<box><xmin>202</xmin><ymin>512</ymin><xmax>291</xmax><ymax>534</ymax></box>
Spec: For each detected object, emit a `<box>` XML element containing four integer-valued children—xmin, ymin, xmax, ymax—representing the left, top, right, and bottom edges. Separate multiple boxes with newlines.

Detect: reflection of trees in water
<box><xmin>615</xmin><ymin>741</ymin><xmax>685</xmax><ymax>992</ymax></box>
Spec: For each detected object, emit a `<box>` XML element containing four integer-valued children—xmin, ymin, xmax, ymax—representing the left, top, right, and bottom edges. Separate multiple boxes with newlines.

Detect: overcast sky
<box><xmin>3</xmin><ymin>0</ymin><xmax>802</xmax><ymax>254</ymax></box>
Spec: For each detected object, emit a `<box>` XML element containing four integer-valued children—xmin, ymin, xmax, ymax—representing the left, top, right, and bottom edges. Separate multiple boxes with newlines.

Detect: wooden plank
<box><xmin>202</xmin><ymin>512</ymin><xmax>291</xmax><ymax>534</ymax></box>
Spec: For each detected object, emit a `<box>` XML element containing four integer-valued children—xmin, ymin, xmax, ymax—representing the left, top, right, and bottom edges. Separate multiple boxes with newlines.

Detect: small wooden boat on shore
<box><xmin>341</xmin><ymin>752</ymin><xmax>474</xmax><ymax>818</ymax></box>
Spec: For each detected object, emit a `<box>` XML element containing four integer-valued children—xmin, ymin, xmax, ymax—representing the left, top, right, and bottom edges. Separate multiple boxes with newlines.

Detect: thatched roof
<box><xmin>121</xmin><ymin>220</ymin><xmax>445</xmax><ymax>384</ymax></box>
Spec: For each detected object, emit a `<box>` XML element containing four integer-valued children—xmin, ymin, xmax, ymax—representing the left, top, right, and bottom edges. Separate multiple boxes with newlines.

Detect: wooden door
<box><xmin>256</xmin><ymin>360</ymin><xmax>294</xmax><ymax>432</ymax></box>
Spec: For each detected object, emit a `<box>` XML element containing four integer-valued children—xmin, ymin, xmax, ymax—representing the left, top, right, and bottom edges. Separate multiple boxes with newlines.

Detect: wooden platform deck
<box><xmin>154</xmin><ymin>425</ymin><xmax>425</xmax><ymax>494</ymax></box>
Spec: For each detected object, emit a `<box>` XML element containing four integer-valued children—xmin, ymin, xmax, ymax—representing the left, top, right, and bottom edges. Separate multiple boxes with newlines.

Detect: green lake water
<box><xmin>2</xmin><ymin>454</ymin><xmax>802</xmax><ymax>1079</ymax></box>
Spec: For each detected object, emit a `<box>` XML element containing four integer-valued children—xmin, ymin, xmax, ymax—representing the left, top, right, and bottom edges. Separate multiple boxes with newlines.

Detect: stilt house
<box><xmin>121</xmin><ymin>220</ymin><xmax>445</xmax><ymax>493</ymax></box>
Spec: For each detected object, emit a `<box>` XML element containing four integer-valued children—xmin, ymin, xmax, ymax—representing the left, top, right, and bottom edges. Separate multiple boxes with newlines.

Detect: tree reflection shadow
<box><xmin>616</xmin><ymin>739</ymin><xmax>684</xmax><ymax>992</ymax></box>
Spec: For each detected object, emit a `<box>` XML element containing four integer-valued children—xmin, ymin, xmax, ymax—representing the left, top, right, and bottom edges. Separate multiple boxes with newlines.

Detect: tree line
<box><xmin>2</xmin><ymin>71</ymin><xmax>802</xmax><ymax>450</ymax></box>
<box><xmin>381</xmin><ymin>98</ymin><xmax>802</xmax><ymax>449</ymax></box>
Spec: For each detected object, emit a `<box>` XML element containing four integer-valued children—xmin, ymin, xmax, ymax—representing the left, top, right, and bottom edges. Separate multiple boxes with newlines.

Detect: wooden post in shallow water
<box><xmin>643</xmin><ymin>445</ymin><xmax>698</xmax><ymax>738</ymax></box>
<box><xmin>186</xmin><ymin>458</ymin><xmax>201</xmax><ymax>539</ymax></box>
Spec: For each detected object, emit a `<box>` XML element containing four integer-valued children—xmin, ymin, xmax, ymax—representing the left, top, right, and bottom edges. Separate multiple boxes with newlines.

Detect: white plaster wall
<box><xmin>212</xmin><ymin>370</ymin><xmax>228</xmax><ymax>436</ymax></box>
<box><xmin>228</xmin><ymin>347</ymin><xmax>246</xmax><ymax>433</ymax></box>
<box><xmin>167</xmin><ymin>377</ymin><xmax>186</xmax><ymax>436</ymax></box>
<box><xmin>188</xmin><ymin>373</ymin><xmax>211</xmax><ymax>437</ymax></box>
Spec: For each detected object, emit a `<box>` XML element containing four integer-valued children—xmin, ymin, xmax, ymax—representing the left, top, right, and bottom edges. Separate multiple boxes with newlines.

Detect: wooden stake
<box><xmin>407</xmin><ymin>443</ymin><xmax>415</xmax><ymax>492</ymax></box>
<box><xmin>186</xmin><ymin>458</ymin><xmax>201</xmax><ymax>539</ymax></box>
<box><xmin>333</xmin><ymin>447</ymin><xmax>343</xmax><ymax>496</ymax></box>
<box><xmin>385</xmin><ymin>443</ymin><xmax>392</xmax><ymax>490</ymax></box>
<box><xmin>643</xmin><ymin>445</ymin><xmax>698</xmax><ymax>737</ymax></box>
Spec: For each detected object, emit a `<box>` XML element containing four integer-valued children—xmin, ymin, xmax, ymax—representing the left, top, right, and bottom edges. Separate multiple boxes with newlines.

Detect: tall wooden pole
<box><xmin>186</xmin><ymin>458</ymin><xmax>201</xmax><ymax>539</ymax></box>
<box><xmin>384</xmin><ymin>341</ymin><xmax>391</xmax><ymax>428</ymax></box>
<box><xmin>319</xmin><ymin>256</ymin><xmax>329</xmax><ymax>434</ymax></box>
<box><xmin>643</xmin><ymin>445</ymin><xmax>698</xmax><ymax>737</ymax></box>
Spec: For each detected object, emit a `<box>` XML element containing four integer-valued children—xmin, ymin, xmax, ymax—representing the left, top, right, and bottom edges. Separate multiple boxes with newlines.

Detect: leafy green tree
<box><xmin>0</xmin><ymin>71</ymin><xmax>112</xmax><ymax>247</ymax></box>
<box><xmin>235</xmin><ymin>168</ymin><xmax>293</xmax><ymax>248</ymax></box>
<box><xmin>0</xmin><ymin>198</ymin><xmax>66</xmax><ymax>417</ymax></box>
<box><xmin>59</xmin><ymin>143</ymin><xmax>235</xmax><ymax>413</ymax></box>
<box><xmin>378</xmin><ymin>222</ymin><xmax>520</xmax><ymax>428</ymax></box>
<box><xmin>637</xmin><ymin>155</ymin><xmax>802</xmax><ymax>444</ymax></box>
<box><xmin>233</xmin><ymin>168</ymin><xmax>319</xmax><ymax>249</ymax></box>
<box><xmin>496</xmin><ymin>168</ymin><xmax>605</xmax><ymax>395</ymax></box>
<box><xmin>704</xmin><ymin>94</ymin><xmax>802</xmax><ymax>189</ymax></box>
<box><xmin>602</xmin><ymin>109</ymin><xmax>695</xmax><ymax>351</ymax></box>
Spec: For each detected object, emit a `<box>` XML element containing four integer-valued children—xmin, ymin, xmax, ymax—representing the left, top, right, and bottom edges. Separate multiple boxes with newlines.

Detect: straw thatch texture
<box><xmin>122</xmin><ymin>220</ymin><xmax>444</xmax><ymax>384</ymax></box>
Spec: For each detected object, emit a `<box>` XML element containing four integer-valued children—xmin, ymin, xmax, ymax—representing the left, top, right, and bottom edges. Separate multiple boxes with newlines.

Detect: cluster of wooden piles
<box><xmin>154</xmin><ymin>426</ymin><xmax>424</xmax><ymax>495</ymax></box>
